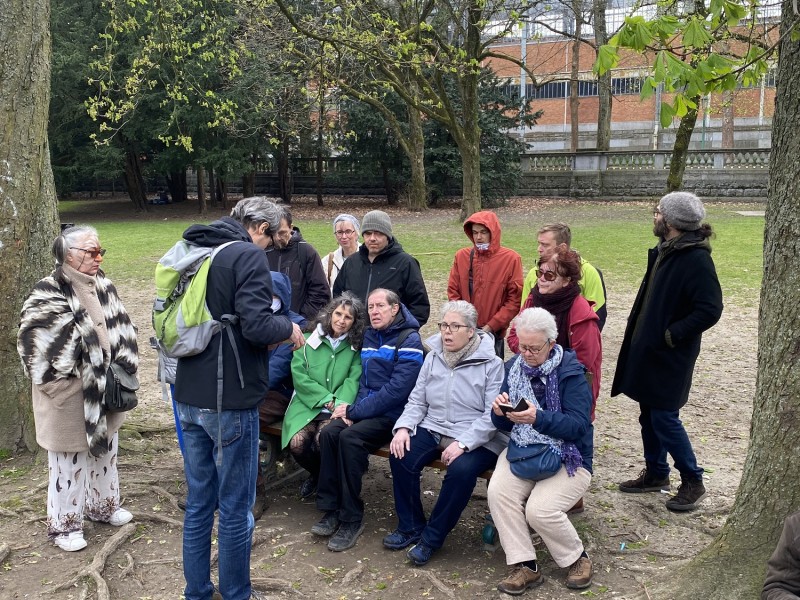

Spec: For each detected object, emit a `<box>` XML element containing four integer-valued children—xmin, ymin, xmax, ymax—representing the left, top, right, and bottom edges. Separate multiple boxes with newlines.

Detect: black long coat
<box><xmin>611</xmin><ymin>231</ymin><xmax>723</xmax><ymax>410</ymax></box>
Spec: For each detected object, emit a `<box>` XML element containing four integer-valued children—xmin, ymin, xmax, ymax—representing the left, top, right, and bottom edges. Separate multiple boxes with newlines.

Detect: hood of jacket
<box><xmin>286</xmin><ymin>226</ymin><xmax>305</xmax><ymax>248</ymax></box>
<box><xmin>182</xmin><ymin>216</ymin><xmax>252</xmax><ymax>248</ymax></box>
<box><xmin>270</xmin><ymin>270</ymin><xmax>307</xmax><ymax>327</ymax></box>
<box><xmin>660</xmin><ymin>229</ymin><xmax>713</xmax><ymax>256</ymax></box>
<box><xmin>382</xmin><ymin>302</ymin><xmax>421</xmax><ymax>334</ymax></box>
<box><xmin>464</xmin><ymin>210</ymin><xmax>502</xmax><ymax>253</ymax></box>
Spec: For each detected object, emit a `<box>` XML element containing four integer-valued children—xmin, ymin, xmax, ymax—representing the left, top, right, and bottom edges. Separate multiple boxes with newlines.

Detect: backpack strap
<box><xmin>394</xmin><ymin>328</ymin><xmax>417</xmax><ymax>362</ymax></box>
<box><xmin>467</xmin><ymin>248</ymin><xmax>475</xmax><ymax>302</ymax></box>
<box><xmin>326</xmin><ymin>252</ymin><xmax>335</xmax><ymax>286</ymax></box>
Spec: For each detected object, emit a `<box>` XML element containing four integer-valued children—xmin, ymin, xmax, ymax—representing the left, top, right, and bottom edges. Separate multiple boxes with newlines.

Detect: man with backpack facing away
<box><xmin>174</xmin><ymin>197</ymin><xmax>305</xmax><ymax>600</ymax></box>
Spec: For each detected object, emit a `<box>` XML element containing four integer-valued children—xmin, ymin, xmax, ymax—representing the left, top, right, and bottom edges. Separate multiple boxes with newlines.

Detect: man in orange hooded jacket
<box><xmin>447</xmin><ymin>211</ymin><xmax>523</xmax><ymax>358</ymax></box>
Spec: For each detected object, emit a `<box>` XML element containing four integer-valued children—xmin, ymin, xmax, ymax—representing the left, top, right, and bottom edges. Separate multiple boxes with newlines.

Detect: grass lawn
<box><xmin>60</xmin><ymin>198</ymin><xmax>764</xmax><ymax>310</ymax></box>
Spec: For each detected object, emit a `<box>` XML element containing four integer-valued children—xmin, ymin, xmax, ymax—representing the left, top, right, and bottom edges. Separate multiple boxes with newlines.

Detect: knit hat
<box><xmin>659</xmin><ymin>192</ymin><xmax>706</xmax><ymax>231</ymax></box>
<box><xmin>333</xmin><ymin>213</ymin><xmax>360</xmax><ymax>234</ymax></box>
<box><xmin>361</xmin><ymin>210</ymin><xmax>393</xmax><ymax>239</ymax></box>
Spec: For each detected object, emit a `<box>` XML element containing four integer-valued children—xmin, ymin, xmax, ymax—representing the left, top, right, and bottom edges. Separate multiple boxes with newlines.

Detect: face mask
<box><xmin>271</xmin><ymin>298</ymin><xmax>282</xmax><ymax>312</ymax></box>
<box><xmin>475</xmin><ymin>243</ymin><xmax>490</xmax><ymax>251</ymax></box>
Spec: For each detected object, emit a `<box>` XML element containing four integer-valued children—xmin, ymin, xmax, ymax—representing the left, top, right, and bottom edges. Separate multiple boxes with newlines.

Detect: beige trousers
<box><xmin>487</xmin><ymin>448</ymin><xmax>591</xmax><ymax>568</ymax></box>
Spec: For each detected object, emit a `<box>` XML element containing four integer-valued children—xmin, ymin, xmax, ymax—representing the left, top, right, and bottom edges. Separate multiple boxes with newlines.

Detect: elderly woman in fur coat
<box><xmin>17</xmin><ymin>225</ymin><xmax>138</xmax><ymax>552</ymax></box>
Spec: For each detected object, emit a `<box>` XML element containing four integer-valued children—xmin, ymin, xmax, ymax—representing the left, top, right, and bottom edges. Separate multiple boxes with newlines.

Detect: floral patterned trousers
<box><xmin>46</xmin><ymin>432</ymin><xmax>121</xmax><ymax>537</ymax></box>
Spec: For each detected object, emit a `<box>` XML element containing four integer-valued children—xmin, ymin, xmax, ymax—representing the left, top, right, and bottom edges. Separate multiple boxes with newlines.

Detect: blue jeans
<box><xmin>177</xmin><ymin>403</ymin><xmax>259</xmax><ymax>600</ymax></box>
<box><xmin>639</xmin><ymin>405</ymin><xmax>703</xmax><ymax>480</ymax></box>
<box><xmin>389</xmin><ymin>427</ymin><xmax>498</xmax><ymax>549</ymax></box>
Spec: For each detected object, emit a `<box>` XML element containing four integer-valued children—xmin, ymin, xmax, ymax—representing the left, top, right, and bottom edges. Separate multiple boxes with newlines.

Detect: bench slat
<box><xmin>263</xmin><ymin>423</ymin><xmax>493</xmax><ymax>480</ymax></box>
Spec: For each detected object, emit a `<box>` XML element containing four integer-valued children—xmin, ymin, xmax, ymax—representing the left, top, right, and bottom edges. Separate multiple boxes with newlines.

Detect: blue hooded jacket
<box><xmin>346</xmin><ymin>304</ymin><xmax>424</xmax><ymax>422</ymax></box>
<box><xmin>268</xmin><ymin>271</ymin><xmax>307</xmax><ymax>398</ymax></box>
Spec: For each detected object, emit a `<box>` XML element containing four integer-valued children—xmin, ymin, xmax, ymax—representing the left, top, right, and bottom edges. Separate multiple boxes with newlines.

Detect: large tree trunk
<box><xmin>654</xmin><ymin>9</ymin><xmax>800</xmax><ymax>598</ymax></box>
<box><xmin>196</xmin><ymin>166</ymin><xmax>207</xmax><ymax>214</ymax></box>
<box><xmin>0</xmin><ymin>0</ymin><xmax>59</xmax><ymax>452</ymax></box>
<box><xmin>277</xmin><ymin>138</ymin><xmax>292</xmax><ymax>203</ymax></box>
<box><xmin>166</xmin><ymin>170</ymin><xmax>187</xmax><ymax>203</ymax></box>
<box><xmin>122</xmin><ymin>148</ymin><xmax>149</xmax><ymax>211</ymax></box>
<box><xmin>666</xmin><ymin>100</ymin><xmax>699</xmax><ymax>192</ymax></box>
<box><xmin>722</xmin><ymin>90</ymin><xmax>735</xmax><ymax>149</ymax></box>
<box><xmin>593</xmin><ymin>0</ymin><xmax>612</xmax><ymax>150</ymax></box>
<box><xmin>458</xmin><ymin>5</ymin><xmax>482</xmax><ymax>221</ymax></box>
<box><xmin>405</xmin><ymin>107</ymin><xmax>427</xmax><ymax>210</ymax></box>
<box><xmin>569</xmin><ymin>6</ymin><xmax>581</xmax><ymax>153</ymax></box>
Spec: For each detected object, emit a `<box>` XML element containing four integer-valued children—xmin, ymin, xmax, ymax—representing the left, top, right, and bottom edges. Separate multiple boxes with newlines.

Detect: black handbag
<box><xmin>104</xmin><ymin>363</ymin><xmax>139</xmax><ymax>412</ymax></box>
<box><xmin>506</xmin><ymin>438</ymin><xmax>561</xmax><ymax>481</ymax></box>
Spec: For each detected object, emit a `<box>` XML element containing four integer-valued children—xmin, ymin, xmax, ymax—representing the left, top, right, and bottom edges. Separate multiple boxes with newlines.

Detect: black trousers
<box><xmin>316</xmin><ymin>416</ymin><xmax>395</xmax><ymax>524</ymax></box>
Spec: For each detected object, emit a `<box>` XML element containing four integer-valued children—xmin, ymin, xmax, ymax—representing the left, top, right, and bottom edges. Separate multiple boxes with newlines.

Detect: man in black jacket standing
<box><xmin>175</xmin><ymin>197</ymin><xmax>305</xmax><ymax>600</ymax></box>
<box><xmin>612</xmin><ymin>192</ymin><xmax>723</xmax><ymax>512</ymax></box>
<box><xmin>333</xmin><ymin>210</ymin><xmax>430</xmax><ymax>326</ymax></box>
<box><xmin>266</xmin><ymin>207</ymin><xmax>330</xmax><ymax>323</ymax></box>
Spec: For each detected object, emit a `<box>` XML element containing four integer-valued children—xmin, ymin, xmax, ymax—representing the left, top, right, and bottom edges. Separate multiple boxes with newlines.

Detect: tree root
<box><xmin>148</xmin><ymin>485</ymin><xmax>183</xmax><ymax>511</ymax></box>
<box><xmin>0</xmin><ymin>542</ymin><xmax>9</xmax><ymax>563</ymax></box>
<box><xmin>50</xmin><ymin>522</ymin><xmax>136</xmax><ymax>600</ymax></box>
<box><xmin>118</xmin><ymin>551</ymin><xmax>144</xmax><ymax>587</ymax></box>
<box><xmin>251</xmin><ymin>576</ymin><xmax>300</xmax><ymax>593</ymax></box>
<box><xmin>340</xmin><ymin>563</ymin><xmax>364</xmax><ymax>586</ymax></box>
<box><xmin>131</xmin><ymin>511</ymin><xmax>183</xmax><ymax>528</ymax></box>
<box><xmin>423</xmin><ymin>571</ymin><xmax>455</xmax><ymax>599</ymax></box>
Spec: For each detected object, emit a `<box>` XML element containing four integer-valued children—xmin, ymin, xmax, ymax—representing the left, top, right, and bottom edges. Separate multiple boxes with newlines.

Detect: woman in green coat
<box><xmin>282</xmin><ymin>293</ymin><xmax>366</xmax><ymax>498</ymax></box>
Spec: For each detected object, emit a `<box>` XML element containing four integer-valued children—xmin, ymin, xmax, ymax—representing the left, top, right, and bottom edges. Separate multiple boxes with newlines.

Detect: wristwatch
<box><xmin>457</xmin><ymin>441</ymin><xmax>467</xmax><ymax>451</ymax></box>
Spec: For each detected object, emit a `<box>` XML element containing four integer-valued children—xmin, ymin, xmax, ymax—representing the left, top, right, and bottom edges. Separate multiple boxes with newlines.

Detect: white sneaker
<box><xmin>54</xmin><ymin>531</ymin><xmax>87</xmax><ymax>552</ymax></box>
<box><xmin>108</xmin><ymin>508</ymin><xmax>133</xmax><ymax>526</ymax></box>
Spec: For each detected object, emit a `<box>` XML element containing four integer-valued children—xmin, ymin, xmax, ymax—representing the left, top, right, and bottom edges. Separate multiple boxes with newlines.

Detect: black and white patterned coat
<box><xmin>17</xmin><ymin>265</ymin><xmax>138</xmax><ymax>456</ymax></box>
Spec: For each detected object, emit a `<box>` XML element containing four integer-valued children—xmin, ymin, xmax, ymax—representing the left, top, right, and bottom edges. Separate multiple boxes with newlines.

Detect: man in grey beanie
<box><xmin>333</xmin><ymin>210</ymin><xmax>430</xmax><ymax>326</ymax></box>
<box><xmin>612</xmin><ymin>191</ymin><xmax>723</xmax><ymax>512</ymax></box>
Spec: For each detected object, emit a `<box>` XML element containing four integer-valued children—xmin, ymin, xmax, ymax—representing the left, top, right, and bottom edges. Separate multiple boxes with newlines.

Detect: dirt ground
<box><xmin>0</xmin><ymin>197</ymin><xmax>759</xmax><ymax>600</ymax></box>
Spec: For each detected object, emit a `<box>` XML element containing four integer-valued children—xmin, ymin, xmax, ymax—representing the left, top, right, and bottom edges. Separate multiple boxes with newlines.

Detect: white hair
<box><xmin>513</xmin><ymin>307</ymin><xmax>557</xmax><ymax>341</ymax></box>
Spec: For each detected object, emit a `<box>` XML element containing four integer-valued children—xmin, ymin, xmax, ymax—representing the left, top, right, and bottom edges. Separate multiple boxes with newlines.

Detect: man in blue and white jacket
<box><xmin>313</xmin><ymin>288</ymin><xmax>424</xmax><ymax>552</ymax></box>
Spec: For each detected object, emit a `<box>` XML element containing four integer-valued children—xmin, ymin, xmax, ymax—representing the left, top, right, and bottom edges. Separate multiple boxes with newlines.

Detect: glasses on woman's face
<box><xmin>335</xmin><ymin>229</ymin><xmax>355</xmax><ymax>237</ymax></box>
<box><xmin>438</xmin><ymin>322</ymin><xmax>468</xmax><ymax>333</ymax></box>
<box><xmin>519</xmin><ymin>339</ymin><xmax>551</xmax><ymax>355</ymax></box>
<box><xmin>535</xmin><ymin>268</ymin><xmax>557</xmax><ymax>282</ymax></box>
<box><xmin>70</xmin><ymin>247</ymin><xmax>106</xmax><ymax>259</ymax></box>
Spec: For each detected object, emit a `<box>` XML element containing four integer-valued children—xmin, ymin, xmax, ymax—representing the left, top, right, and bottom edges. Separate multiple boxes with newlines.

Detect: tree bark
<box><xmin>242</xmin><ymin>170</ymin><xmax>255</xmax><ymax>199</ymax></box>
<box><xmin>722</xmin><ymin>90</ymin><xmax>735</xmax><ymax>149</ymax></box>
<box><xmin>593</xmin><ymin>0</ymin><xmax>612</xmax><ymax>150</ymax></box>
<box><xmin>208</xmin><ymin>168</ymin><xmax>217</xmax><ymax>207</ymax></box>
<box><xmin>196</xmin><ymin>166</ymin><xmax>207</xmax><ymax>215</ymax></box>
<box><xmin>0</xmin><ymin>0</ymin><xmax>59</xmax><ymax>452</ymax></box>
<box><xmin>665</xmin><ymin>99</ymin><xmax>699</xmax><ymax>192</ymax></box>
<box><xmin>166</xmin><ymin>170</ymin><xmax>187</xmax><ymax>203</ymax></box>
<box><xmin>277</xmin><ymin>138</ymin><xmax>292</xmax><ymax>203</ymax></box>
<box><xmin>569</xmin><ymin>5</ymin><xmax>582</xmax><ymax>153</ymax></box>
<box><xmin>122</xmin><ymin>149</ymin><xmax>148</xmax><ymax>211</ymax></box>
<box><xmin>405</xmin><ymin>107</ymin><xmax>427</xmax><ymax>210</ymax></box>
<box><xmin>655</xmin><ymin>8</ymin><xmax>800</xmax><ymax>597</ymax></box>
<box><xmin>457</xmin><ymin>2</ymin><xmax>483</xmax><ymax>221</ymax></box>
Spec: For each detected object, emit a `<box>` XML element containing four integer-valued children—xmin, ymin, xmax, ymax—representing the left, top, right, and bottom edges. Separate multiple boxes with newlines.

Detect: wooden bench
<box><xmin>260</xmin><ymin>422</ymin><xmax>494</xmax><ymax>481</ymax></box>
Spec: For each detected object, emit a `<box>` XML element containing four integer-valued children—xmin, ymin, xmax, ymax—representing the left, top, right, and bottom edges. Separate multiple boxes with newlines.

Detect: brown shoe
<box><xmin>497</xmin><ymin>564</ymin><xmax>543</xmax><ymax>595</ymax></box>
<box><xmin>251</xmin><ymin>491</ymin><xmax>269</xmax><ymax>521</ymax></box>
<box><xmin>565</xmin><ymin>556</ymin><xmax>593</xmax><ymax>589</ymax></box>
<box><xmin>566</xmin><ymin>497</ymin><xmax>585</xmax><ymax>515</ymax></box>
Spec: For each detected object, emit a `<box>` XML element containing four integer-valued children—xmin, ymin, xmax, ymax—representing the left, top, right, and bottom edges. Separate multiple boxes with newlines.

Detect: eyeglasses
<box><xmin>519</xmin><ymin>339</ymin><xmax>551</xmax><ymax>355</ymax></box>
<box><xmin>438</xmin><ymin>322</ymin><xmax>468</xmax><ymax>333</ymax></box>
<box><xmin>535</xmin><ymin>268</ymin><xmax>557</xmax><ymax>282</ymax></box>
<box><xmin>653</xmin><ymin>207</ymin><xmax>662</xmax><ymax>218</ymax></box>
<box><xmin>335</xmin><ymin>229</ymin><xmax>355</xmax><ymax>237</ymax></box>
<box><xmin>70</xmin><ymin>247</ymin><xmax>106</xmax><ymax>259</ymax></box>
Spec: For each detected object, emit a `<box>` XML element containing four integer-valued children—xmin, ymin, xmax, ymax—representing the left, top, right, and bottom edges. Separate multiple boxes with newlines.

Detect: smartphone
<box><xmin>498</xmin><ymin>398</ymin><xmax>528</xmax><ymax>415</ymax></box>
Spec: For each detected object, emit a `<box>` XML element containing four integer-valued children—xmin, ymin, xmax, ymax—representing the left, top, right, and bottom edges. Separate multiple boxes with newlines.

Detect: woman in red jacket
<box><xmin>507</xmin><ymin>248</ymin><xmax>602</xmax><ymax>421</ymax></box>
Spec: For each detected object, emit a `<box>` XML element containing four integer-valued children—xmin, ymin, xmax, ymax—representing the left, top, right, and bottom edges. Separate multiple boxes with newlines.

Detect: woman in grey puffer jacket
<box><xmin>385</xmin><ymin>300</ymin><xmax>505</xmax><ymax>566</ymax></box>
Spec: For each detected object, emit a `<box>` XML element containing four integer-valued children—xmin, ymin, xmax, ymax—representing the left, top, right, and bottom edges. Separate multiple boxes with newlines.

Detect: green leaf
<box><xmin>682</xmin><ymin>18</ymin><xmax>712</xmax><ymax>48</ymax></box>
<box><xmin>594</xmin><ymin>45</ymin><xmax>620</xmax><ymax>75</ymax></box>
<box><xmin>660</xmin><ymin>102</ymin><xmax>676</xmax><ymax>128</ymax></box>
